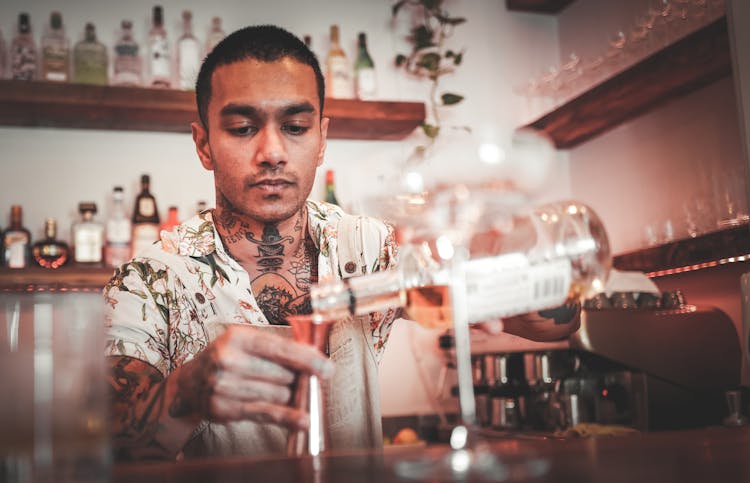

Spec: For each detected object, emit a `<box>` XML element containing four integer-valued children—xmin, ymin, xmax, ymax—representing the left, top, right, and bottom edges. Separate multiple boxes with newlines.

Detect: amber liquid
<box><xmin>405</xmin><ymin>284</ymin><xmax>453</xmax><ymax>329</ymax></box>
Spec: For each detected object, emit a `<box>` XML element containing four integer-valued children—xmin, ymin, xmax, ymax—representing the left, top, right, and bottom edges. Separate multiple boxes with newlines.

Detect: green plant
<box><xmin>392</xmin><ymin>0</ymin><xmax>467</xmax><ymax>161</ymax></box>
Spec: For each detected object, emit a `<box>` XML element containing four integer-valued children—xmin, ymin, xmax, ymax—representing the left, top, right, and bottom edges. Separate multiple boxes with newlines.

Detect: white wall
<box><xmin>0</xmin><ymin>0</ymin><xmax>563</xmax><ymax>416</ymax></box>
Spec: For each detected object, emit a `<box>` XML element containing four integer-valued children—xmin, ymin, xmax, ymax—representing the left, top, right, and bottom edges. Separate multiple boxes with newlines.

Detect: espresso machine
<box><xmin>466</xmin><ymin>294</ymin><xmax>742</xmax><ymax>434</ymax></box>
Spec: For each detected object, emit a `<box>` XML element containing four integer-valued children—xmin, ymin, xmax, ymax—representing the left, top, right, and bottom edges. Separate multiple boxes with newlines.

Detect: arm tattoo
<box><xmin>108</xmin><ymin>356</ymin><xmax>170</xmax><ymax>461</ymax></box>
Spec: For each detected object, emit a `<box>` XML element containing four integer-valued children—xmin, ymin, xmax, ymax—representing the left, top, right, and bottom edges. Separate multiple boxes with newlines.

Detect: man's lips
<box><xmin>250</xmin><ymin>178</ymin><xmax>294</xmax><ymax>192</ymax></box>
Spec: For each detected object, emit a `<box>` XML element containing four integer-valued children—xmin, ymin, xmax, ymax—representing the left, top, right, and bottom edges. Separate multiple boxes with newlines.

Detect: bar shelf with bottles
<box><xmin>0</xmin><ymin>264</ymin><xmax>113</xmax><ymax>291</ymax></box>
<box><xmin>0</xmin><ymin>79</ymin><xmax>425</xmax><ymax>140</ymax></box>
<box><xmin>520</xmin><ymin>15</ymin><xmax>731</xmax><ymax>149</ymax></box>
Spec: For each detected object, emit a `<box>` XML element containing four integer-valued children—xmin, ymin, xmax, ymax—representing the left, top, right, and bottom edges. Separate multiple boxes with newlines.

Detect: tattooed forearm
<box><xmin>108</xmin><ymin>356</ymin><xmax>171</xmax><ymax>461</ymax></box>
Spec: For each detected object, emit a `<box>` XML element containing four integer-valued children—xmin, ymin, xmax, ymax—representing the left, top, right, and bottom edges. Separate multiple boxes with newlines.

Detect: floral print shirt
<box><xmin>104</xmin><ymin>200</ymin><xmax>399</xmax><ymax>377</ymax></box>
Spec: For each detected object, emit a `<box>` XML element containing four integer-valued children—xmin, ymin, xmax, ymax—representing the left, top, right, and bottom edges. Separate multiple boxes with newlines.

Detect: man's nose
<box><xmin>255</xmin><ymin>126</ymin><xmax>287</xmax><ymax>169</ymax></box>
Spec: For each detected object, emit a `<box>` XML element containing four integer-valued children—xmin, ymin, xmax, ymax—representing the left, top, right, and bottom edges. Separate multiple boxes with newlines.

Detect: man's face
<box><xmin>193</xmin><ymin>57</ymin><xmax>328</xmax><ymax>224</ymax></box>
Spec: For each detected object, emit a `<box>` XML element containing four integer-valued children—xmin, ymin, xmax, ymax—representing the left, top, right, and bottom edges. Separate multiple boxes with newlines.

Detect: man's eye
<box><xmin>228</xmin><ymin>125</ymin><xmax>256</xmax><ymax>136</ymax></box>
<box><xmin>284</xmin><ymin>124</ymin><xmax>309</xmax><ymax>136</ymax></box>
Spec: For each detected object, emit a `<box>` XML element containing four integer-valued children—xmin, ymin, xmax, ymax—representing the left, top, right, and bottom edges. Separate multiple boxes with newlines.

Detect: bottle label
<box><xmin>178</xmin><ymin>39</ymin><xmax>201</xmax><ymax>90</ymax></box>
<box><xmin>132</xmin><ymin>224</ymin><xmax>160</xmax><ymax>257</ymax></box>
<box><xmin>327</xmin><ymin>57</ymin><xmax>352</xmax><ymax>98</ymax></box>
<box><xmin>464</xmin><ymin>254</ymin><xmax>572</xmax><ymax>322</ymax></box>
<box><xmin>149</xmin><ymin>37</ymin><xmax>171</xmax><ymax>80</ymax></box>
<box><xmin>139</xmin><ymin>198</ymin><xmax>155</xmax><ymax>217</ymax></box>
<box><xmin>107</xmin><ymin>219</ymin><xmax>132</xmax><ymax>244</ymax></box>
<box><xmin>5</xmin><ymin>233</ymin><xmax>29</xmax><ymax>268</ymax></box>
<box><xmin>42</xmin><ymin>45</ymin><xmax>69</xmax><ymax>82</ymax></box>
<box><xmin>74</xmin><ymin>226</ymin><xmax>104</xmax><ymax>263</ymax></box>
<box><xmin>356</xmin><ymin>68</ymin><xmax>376</xmax><ymax>100</ymax></box>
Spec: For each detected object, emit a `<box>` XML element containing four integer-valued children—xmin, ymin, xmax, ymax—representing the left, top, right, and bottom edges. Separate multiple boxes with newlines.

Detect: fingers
<box><xmin>220</xmin><ymin>347</ymin><xmax>297</xmax><ymax>385</ymax></box>
<box><xmin>213</xmin><ymin>372</ymin><xmax>292</xmax><ymax>405</ymax></box>
<box><xmin>226</xmin><ymin>327</ymin><xmax>335</xmax><ymax>380</ymax></box>
<box><xmin>208</xmin><ymin>397</ymin><xmax>309</xmax><ymax>430</ymax></box>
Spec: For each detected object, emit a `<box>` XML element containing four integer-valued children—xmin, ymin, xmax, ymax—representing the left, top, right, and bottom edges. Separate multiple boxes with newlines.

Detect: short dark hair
<box><xmin>195</xmin><ymin>24</ymin><xmax>325</xmax><ymax>128</ymax></box>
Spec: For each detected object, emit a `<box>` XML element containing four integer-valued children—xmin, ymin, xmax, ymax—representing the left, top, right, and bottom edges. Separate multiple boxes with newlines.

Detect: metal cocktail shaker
<box><xmin>285</xmin><ymin>314</ymin><xmax>335</xmax><ymax>457</ymax></box>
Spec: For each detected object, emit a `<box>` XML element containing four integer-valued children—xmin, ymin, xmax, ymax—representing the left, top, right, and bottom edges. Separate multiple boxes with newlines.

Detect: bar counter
<box><xmin>113</xmin><ymin>425</ymin><xmax>750</xmax><ymax>483</ymax></box>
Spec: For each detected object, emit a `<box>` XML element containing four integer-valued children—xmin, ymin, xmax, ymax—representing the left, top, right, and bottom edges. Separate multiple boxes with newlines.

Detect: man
<box><xmin>104</xmin><ymin>25</ymin><xmax>580</xmax><ymax>462</ymax></box>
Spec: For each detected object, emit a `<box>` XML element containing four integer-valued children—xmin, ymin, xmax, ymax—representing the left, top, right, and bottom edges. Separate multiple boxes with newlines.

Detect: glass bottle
<box><xmin>160</xmin><ymin>206</ymin><xmax>180</xmax><ymax>233</ymax></box>
<box><xmin>72</xmin><ymin>202</ymin><xmax>104</xmax><ymax>264</ymax></box>
<box><xmin>324</xmin><ymin>169</ymin><xmax>339</xmax><ymax>205</ymax></box>
<box><xmin>311</xmin><ymin>200</ymin><xmax>611</xmax><ymax>326</ymax></box>
<box><xmin>148</xmin><ymin>5</ymin><xmax>171</xmax><ymax>88</ymax></box>
<box><xmin>105</xmin><ymin>186</ymin><xmax>132</xmax><ymax>268</ymax></box>
<box><xmin>177</xmin><ymin>10</ymin><xmax>201</xmax><ymax>90</ymax></box>
<box><xmin>326</xmin><ymin>25</ymin><xmax>352</xmax><ymax>98</ymax></box>
<box><xmin>132</xmin><ymin>174</ymin><xmax>161</xmax><ymax>257</ymax></box>
<box><xmin>354</xmin><ymin>32</ymin><xmax>376</xmax><ymax>100</ymax></box>
<box><xmin>112</xmin><ymin>20</ymin><xmax>142</xmax><ymax>86</ymax></box>
<box><xmin>205</xmin><ymin>16</ymin><xmax>226</xmax><ymax>54</ymax></box>
<box><xmin>2</xmin><ymin>205</ymin><xmax>32</xmax><ymax>269</ymax></box>
<box><xmin>10</xmin><ymin>13</ymin><xmax>38</xmax><ymax>81</ymax></box>
<box><xmin>32</xmin><ymin>218</ymin><xmax>70</xmax><ymax>269</ymax></box>
<box><xmin>73</xmin><ymin>23</ymin><xmax>108</xmax><ymax>85</ymax></box>
<box><xmin>41</xmin><ymin>11</ymin><xmax>70</xmax><ymax>82</ymax></box>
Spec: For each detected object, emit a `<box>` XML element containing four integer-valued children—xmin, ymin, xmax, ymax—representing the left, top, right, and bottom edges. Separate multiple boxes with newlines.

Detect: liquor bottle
<box><xmin>177</xmin><ymin>10</ymin><xmax>201</xmax><ymax>90</ymax></box>
<box><xmin>311</xmin><ymin>200</ymin><xmax>611</xmax><ymax>327</ymax></box>
<box><xmin>354</xmin><ymin>32</ymin><xmax>376</xmax><ymax>100</ymax></box>
<box><xmin>10</xmin><ymin>13</ymin><xmax>38</xmax><ymax>81</ymax></box>
<box><xmin>2</xmin><ymin>205</ymin><xmax>32</xmax><ymax>269</ymax></box>
<box><xmin>32</xmin><ymin>218</ymin><xmax>70</xmax><ymax>269</ymax></box>
<box><xmin>326</xmin><ymin>25</ymin><xmax>352</xmax><ymax>98</ymax></box>
<box><xmin>41</xmin><ymin>11</ymin><xmax>70</xmax><ymax>82</ymax></box>
<box><xmin>72</xmin><ymin>202</ymin><xmax>104</xmax><ymax>264</ymax></box>
<box><xmin>112</xmin><ymin>20</ymin><xmax>142</xmax><ymax>86</ymax></box>
<box><xmin>105</xmin><ymin>186</ymin><xmax>132</xmax><ymax>267</ymax></box>
<box><xmin>324</xmin><ymin>169</ymin><xmax>339</xmax><ymax>205</ymax></box>
<box><xmin>132</xmin><ymin>174</ymin><xmax>161</xmax><ymax>257</ymax></box>
<box><xmin>160</xmin><ymin>206</ymin><xmax>180</xmax><ymax>233</ymax></box>
<box><xmin>148</xmin><ymin>5</ymin><xmax>171</xmax><ymax>88</ymax></box>
<box><xmin>205</xmin><ymin>16</ymin><xmax>226</xmax><ymax>54</ymax></box>
<box><xmin>73</xmin><ymin>23</ymin><xmax>108</xmax><ymax>85</ymax></box>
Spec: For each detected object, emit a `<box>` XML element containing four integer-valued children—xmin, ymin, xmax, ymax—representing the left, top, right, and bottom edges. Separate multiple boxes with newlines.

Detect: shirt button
<box><xmin>344</xmin><ymin>261</ymin><xmax>357</xmax><ymax>274</ymax></box>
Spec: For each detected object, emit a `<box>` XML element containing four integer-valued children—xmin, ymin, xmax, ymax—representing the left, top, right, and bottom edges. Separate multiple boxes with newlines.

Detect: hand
<box><xmin>168</xmin><ymin>324</ymin><xmax>334</xmax><ymax>430</ymax></box>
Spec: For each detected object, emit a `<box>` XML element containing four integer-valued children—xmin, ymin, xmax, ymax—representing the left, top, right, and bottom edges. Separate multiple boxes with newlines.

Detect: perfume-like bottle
<box><xmin>176</xmin><ymin>10</ymin><xmax>201</xmax><ymax>90</ymax></box>
<box><xmin>73</xmin><ymin>23</ymin><xmax>108</xmax><ymax>85</ymax></box>
<box><xmin>41</xmin><ymin>11</ymin><xmax>70</xmax><ymax>82</ymax></box>
<box><xmin>112</xmin><ymin>20</ymin><xmax>142</xmax><ymax>86</ymax></box>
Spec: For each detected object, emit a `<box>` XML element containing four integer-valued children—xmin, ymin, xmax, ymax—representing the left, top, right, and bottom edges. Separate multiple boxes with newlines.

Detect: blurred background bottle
<box><xmin>105</xmin><ymin>186</ymin><xmax>132</xmax><ymax>268</ymax></box>
<box><xmin>354</xmin><ymin>32</ymin><xmax>376</xmax><ymax>100</ymax></box>
<box><xmin>160</xmin><ymin>206</ymin><xmax>180</xmax><ymax>233</ymax></box>
<box><xmin>72</xmin><ymin>202</ymin><xmax>104</xmax><ymax>264</ymax></box>
<box><xmin>32</xmin><ymin>218</ymin><xmax>69</xmax><ymax>269</ymax></box>
<box><xmin>205</xmin><ymin>16</ymin><xmax>226</xmax><ymax>54</ymax></box>
<box><xmin>132</xmin><ymin>174</ymin><xmax>160</xmax><ymax>257</ymax></box>
<box><xmin>324</xmin><ymin>169</ymin><xmax>339</xmax><ymax>205</ymax></box>
<box><xmin>73</xmin><ymin>23</ymin><xmax>108</xmax><ymax>85</ymax></box>
<box><xmin>10</xmin><ymin>13</ymin><xmax>37</xmax><ymax>80</ymax></box>
<box><xmin>177</xmin><ymin>10</ymin><xmax>201</xmax><ymax>90</ymax></box>
<box><xmin>112</xmin><ymin>20</ymin><xmax>142</xmax><ymax>86</ymax></box>
<box><xmin>2</xmin><ymin>205</ymin><xmax>31</xmax><ymax>269</ymax></box>
<box><xmin>148</xmin><ymin>5</ymin><xmax>171</xmax><ymax>87</ymax></box>
<box><xmin>326</xmin><ymin>24</ymin><xmax>352</xmax><ymax>98</ymax></box>
<box><xmin>41</xmin><ymin>11</ymin><xmax>70</xmax><ymax>82</ymax></box>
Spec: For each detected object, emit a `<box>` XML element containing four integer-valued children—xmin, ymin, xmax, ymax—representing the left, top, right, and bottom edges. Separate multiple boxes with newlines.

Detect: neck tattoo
<box><xmin>246</xmin><ymin>224</ymin><xmax>294</xmax><ymax>273</ymax></box>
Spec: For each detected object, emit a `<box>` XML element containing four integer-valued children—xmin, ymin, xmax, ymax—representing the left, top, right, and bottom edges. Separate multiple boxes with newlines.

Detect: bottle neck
<box><xmin>311</xmin><ymin>269</ymin><xmax>404</xmax><ymax>319</ymax></box>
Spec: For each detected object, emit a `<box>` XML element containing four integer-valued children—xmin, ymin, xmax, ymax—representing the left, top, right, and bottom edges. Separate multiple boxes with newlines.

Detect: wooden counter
<box><xmin>113</xmin><ymin>425</ymin><xmax>750</xmax><ymax>482</ymax></box>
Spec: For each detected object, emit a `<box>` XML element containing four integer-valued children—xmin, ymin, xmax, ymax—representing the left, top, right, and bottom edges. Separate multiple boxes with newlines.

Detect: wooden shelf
<box><xmin>613</xmin><ymin>222</ymin><xmax>750</xmax><ymax>277</ymax></box>
<box><xmin>506</xmin><ymin>0</ymin><xmax>575</xmax><ymax>14</ymax></box>
<box><xmin>0</xmin><ymin>265</ymin><xmax>114</xmax><ymax>291</ymax></box>
<box><xmin>0</xmin><ymin>80</ymin><xmax>425</xmax><ymax>141</ymax></box>
<box><xmin>523</xmin><ymin>17</ymin><xmax>732</xmax><ymax>149</ymax></box>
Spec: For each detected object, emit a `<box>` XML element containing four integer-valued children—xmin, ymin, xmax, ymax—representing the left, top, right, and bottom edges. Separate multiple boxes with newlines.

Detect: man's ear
<box><xmin>316</xmin><ymin>117</ymin><xmax>330</xmax><ymax>167</ymax></box>
<box><xmin>192</xmin><ymin>121</ymin><xmax>214</xmax><ymax>170</ymax></box>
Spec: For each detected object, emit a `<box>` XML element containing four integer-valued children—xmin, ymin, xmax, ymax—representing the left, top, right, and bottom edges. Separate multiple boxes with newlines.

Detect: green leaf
<box><xmin>392</xmin><ymin>0</ymin><xmax>406</xmax><ymax>17</ymax></box>
<box><xmin>416</xmin><ymin>52</ymin><xmax>440</xmax><ymax>72</ymax></box>
<box><xmin>446</xmin><ymin>16</ymin><xmax>467</xmax><ymax>26</ymax></box>
<box><xmin>441</xmin><ymin>93</ymin><xmax>464</xmax><ymax>105</ymax></box>
<box><xmin>130</xmin><ymin>289</ymin><xmax>148</xmax><ymax>299</ymax></box>
<box><xmin>445</xmin><ymin>50</ymin><xmax>455</xmax><ymax>58</ymax></box>
<box><xmin>412</xmin><ymin>25</ymin><xmax>435</xmax><ymax>50</ymax></box>
<box><xmin>453</xmin><ymin>52</ymin><xmax>463</xmax><ymax>65</ymax></box>
<box><xmin>395</xmin><ymin>54</ymin><xmax>408</xmax><ymax>67</ymax></box>
<box><xmin>420</xmin><ymin>0</ymin><xmax>442</xmax><ymax>11</ymax></box>
<box><xmin>421</xmin><ymin>123</ymin><xmax>440</xmax><ymax>138</ymax></box>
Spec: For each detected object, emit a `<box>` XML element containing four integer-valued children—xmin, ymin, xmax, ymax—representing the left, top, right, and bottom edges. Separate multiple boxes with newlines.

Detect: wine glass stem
<box><xmin>449</xmin><ymin>250</ymin><xmax>476</xmax><ymax>437</ymax></box>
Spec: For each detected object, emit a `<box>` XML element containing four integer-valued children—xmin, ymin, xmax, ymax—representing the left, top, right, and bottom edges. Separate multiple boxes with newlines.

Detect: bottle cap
<box><xmin>326</xmin><ymin>169</ymin><xmax>335</xmax><ymax>184</ymax></box>
<box><xmin>153</xmin><ymin>6</ymin><xmax>164</xmax><ymax>26</ymax></box>
<box><xmin>330</xmin><ymin>25</ymin><xmax>339</xmax><ymax>42</ymax></box>
<box><xmin>10</xmin><ymin>205</ymin><xmax>22</xmax><ymax>222</ymax></box>
<box><xmin>141</xmin><ymin>174</ymin><xmax>151</xmax><ymax>186</ymax></box>
<box><xmin>50</xmin><ymin>12</ymin><xmax>62</xmax><ymax>30</ymax></box>
<box><xmin>44</xmin><ymin>218</ymin><xmax>57</xmax><ymax>237</ymax></box>
<box><xmin>182</xmin><ymin>10</ymin><xmax>192</xmax><ymax>21</ymax></box>
<box><xmin>358</xmin><ymin>32</ymin><xmax>367</xmax><ymax>44</ymax></box>
<box><xmin>79</xmin><ymin>202</ymin><xmax>98</xmax><ymax>214</ymax></box>
<box><xmin>19</xmin><ymin>13</ymin><xmax>30</xmax><ymax>33</ymax></box>
<box><xmin>121</xmin><ymin>20</ymin><xmax>132</xmax><ymax>30</ymax></box>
